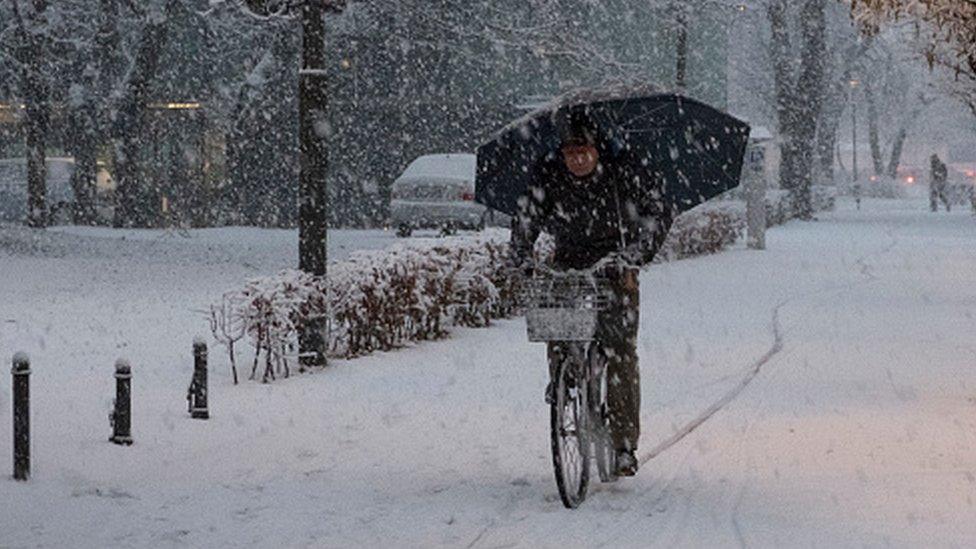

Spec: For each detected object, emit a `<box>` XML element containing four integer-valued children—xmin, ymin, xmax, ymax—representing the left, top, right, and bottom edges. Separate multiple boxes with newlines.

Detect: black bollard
<box><xmin>12</xmin><ymin>352</ymin><xmax>30</xmax><ymax>481</ymax></box>
<box><xmin>188</xmin><ymin>338</ymin><xmax>209</xmax><ymax>419</ymax></box>
<box><xmin>109</xmin><ymin>358</ymin><xmax>133</xmax><ymax>446</ymax></box>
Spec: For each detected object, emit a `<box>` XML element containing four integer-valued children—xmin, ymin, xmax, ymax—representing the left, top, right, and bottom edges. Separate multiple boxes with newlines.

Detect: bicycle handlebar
<box><xmin>520</xmin><ymin>247</ymin><xmax>643</xmax><ymax>278</ymax></box>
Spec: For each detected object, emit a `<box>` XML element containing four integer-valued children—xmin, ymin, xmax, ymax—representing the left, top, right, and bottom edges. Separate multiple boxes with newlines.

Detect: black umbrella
<box><xmin>476</xmin><ymin>85</ymin><xmax>752</xmax><ymax>216</ymax></box>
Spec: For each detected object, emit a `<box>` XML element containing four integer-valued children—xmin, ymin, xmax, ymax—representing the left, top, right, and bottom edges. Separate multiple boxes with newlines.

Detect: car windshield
<box><xmin>400</xmin><ymin>154</ymin><xmax>476</xmax><ymax>181</ymax></box>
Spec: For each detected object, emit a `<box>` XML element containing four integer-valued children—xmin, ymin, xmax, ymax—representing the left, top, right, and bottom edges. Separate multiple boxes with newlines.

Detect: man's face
<box><xmin>562</xmin><ymin>143</ymin><xmax>599</xmax><ymax>178</ymax></box>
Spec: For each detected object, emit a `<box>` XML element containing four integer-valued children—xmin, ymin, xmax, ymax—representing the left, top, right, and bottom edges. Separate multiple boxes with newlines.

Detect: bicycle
<box><xmin>523</xmin><ymin>266</ymin><xmax>620</xmax><ymax>508</ymax></box>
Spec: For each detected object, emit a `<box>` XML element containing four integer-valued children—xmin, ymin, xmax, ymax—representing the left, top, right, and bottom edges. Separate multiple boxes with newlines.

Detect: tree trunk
<box><xmin>69</xmin><ymin>116</ymin><xmax>98</xmax><ymax>224</ymax></box>
<box><xmin>24</xmin><ymin>86</ymin><xmax>48</xmax><ymax>228</ymax></box>
<box><xmin>298</xmin><ymin>2</ymin><xmax>329</xmax><ymax>367</ymax></box>
<box><xmin>865</xmin><ymin>79</ymin><xmax>884</xmax><ymax>176</ymax></box>
<box><xmin>55</xmin><ymin>0</ymin><xmax>123</xmax><ymax>227</ymax></box>
<box><xmin>68</xmin><ymin>63</ymin><xmax>99</xmax><ymax>225</ymax></box>
<box><xmin>815</xmin><ymin>75</ymin><xmax>846</xmax><ymax>185</ymax></box>
<box><xmin>885</xmin><ymin>95</ymin><xmax>933</xmax><ymax>178</ymax></box>
<box><xmin>767</xmin><ymin>0</ymin><xmax>795</xmax><ymax>193</ymax></box>
<box><xmin>228</xmin><ymin>48</ymin><xmax>275</xmax><ymax>222</ymax></box>
<box><xmin>886</xmin><ymin>127</ymin><xmax>908</xmax><ymax>179</ymax></box>
<box><xmin>18</xmin><ymin>0</ymin><xmax>50</xmax><ymax>228</ymax></box>
<box><xmin>788</xmin><ymin>0</ymin><xmax>828</xmax><ymax>219</ymax></box>
<box><xmin>674</xmin><ymin>2</ymin><xmax>688</xmax><ymax>92</ymax></box>
<box><xmin>113</xmin><ymin>7</ymin><xmax>170</xmax><ymax>228</ymax></box>
<box><xmin>816</xmin><ymin>104</ymin><xmax>842</xmax><ymax>184</ymax></box>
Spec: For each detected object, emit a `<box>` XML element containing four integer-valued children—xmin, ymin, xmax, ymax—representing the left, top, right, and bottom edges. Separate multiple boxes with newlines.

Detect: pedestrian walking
<box><xmin>930</xmin><ymin>154</ymin><xmax>950</xmax><ymax>212</ymax></box>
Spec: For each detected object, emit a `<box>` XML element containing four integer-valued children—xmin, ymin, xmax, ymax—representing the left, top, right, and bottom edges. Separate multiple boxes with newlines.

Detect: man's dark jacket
<box><xmin>510</xmin><ymin>149</ymin><xmax>673</xmax><ymax>270</ymax></box>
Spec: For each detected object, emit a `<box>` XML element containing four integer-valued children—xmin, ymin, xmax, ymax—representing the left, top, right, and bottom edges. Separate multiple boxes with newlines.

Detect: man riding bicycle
<box><xmin>509</xmin><ymin>111</ymin><xmax>674</xmax><ymax>477</ymax></box>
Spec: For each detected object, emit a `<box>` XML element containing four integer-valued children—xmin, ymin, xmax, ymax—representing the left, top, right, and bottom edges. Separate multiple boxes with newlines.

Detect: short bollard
<box><xmin>12</xmin><ymin>352</ymin><xmax>30</xmax><ymax>481</ymax></box>
<box><xmin>109</xmin><ymin>358</ymin><xmax>133</xmax><ymax>445</ymax></box>
<box><xmin>187</xmin><ymin>339</ymin><xmax>209</xmax><ymax>419</ymax></box>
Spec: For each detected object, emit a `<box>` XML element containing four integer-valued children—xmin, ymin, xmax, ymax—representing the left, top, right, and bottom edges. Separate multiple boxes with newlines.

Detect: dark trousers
<box><xmin>547</xmin><ymin>266</ymin><xmax>641</xmax><ymax>452</ymax></box>
<box><xmin>931</xmin><ymin>185</ymin><xmax>950</xmax><ymax>212</ymax></box>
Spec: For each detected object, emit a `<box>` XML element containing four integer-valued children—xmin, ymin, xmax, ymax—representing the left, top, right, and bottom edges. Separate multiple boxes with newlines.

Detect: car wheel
<box><xmin>396</xmin><ymin>224</ymin><xmax>413</xmax><ymax>238</ymax></box>
<box><xmin>477</xmin><ymin>212</ymin><xmax>490</xmax><ymax>232</ymax></box>
<box><xmin>439</xmin><ymin>222</ymin><xmax>458</xmax><ymax>237</ymax></box>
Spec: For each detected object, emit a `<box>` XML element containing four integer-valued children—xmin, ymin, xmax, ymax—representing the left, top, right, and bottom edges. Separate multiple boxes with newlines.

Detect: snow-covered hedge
<box><xmin>209</xmin><ymin>208</ymin><xmax>748</xmax><ymax>381</ymax></box>
<box><xmin>326</xmin><ymin>235</ymin><xmax>517</xmax><ymax>359</ymax></box>
<box><xmin>209</xmin><ymin>233</ymin><xmax>520</xmax><ymax>380</ymax></box>
<box><xmin>658</xmin><ymin>205</ymin><xmax>745</xmax><ymax>261</ymax></box>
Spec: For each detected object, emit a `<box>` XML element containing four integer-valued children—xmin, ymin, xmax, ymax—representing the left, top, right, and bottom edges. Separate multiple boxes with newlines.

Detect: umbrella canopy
<box><xmin>476</xmin><ymin>84</ymin><xmax>751</xmax><ymax>217</ymax></box>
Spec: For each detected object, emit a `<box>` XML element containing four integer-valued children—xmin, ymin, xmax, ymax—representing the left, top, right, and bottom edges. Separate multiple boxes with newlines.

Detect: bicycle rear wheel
<box><xmin>551</xmin><ymin>348</ymin><xmax>590</xmax><ymax>508</ymax></box>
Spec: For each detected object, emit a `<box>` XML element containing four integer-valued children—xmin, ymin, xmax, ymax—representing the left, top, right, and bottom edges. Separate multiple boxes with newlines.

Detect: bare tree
<box><xmin>857</xmin><ymin>31</ymin><xmax>937</xmax><ymax>179</ymax></box>
<box><xmin>854</xmin><ymin>0</ymin><xmax>976</xmax><ymax>120</ymax></box>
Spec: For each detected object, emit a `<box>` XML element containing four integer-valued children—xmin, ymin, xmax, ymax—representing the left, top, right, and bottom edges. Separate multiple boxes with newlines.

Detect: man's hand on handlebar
<box><xmin>506</xmin><ymin>258</ymin><xmax>536</xmax><ymax>279</ymax></box>
<box><xmin>599</xmin><ymin>240</ymin><xmax>655</xmax><ymax>270</ymax></box>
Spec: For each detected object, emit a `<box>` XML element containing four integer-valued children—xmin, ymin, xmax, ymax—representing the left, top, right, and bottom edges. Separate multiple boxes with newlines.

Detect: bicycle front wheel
<box><xmin>588</xmin><ymin>344</ymin><xmax>617</xmax><ymax>483</ymax></box>
<box><xmin>551</xmin><ymin>349</ymin><xmax>590</xmax><ymax>508</ymax></box>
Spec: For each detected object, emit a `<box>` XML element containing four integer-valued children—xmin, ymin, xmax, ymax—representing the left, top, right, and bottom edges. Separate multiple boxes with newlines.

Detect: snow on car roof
<box><xmin>399</xmin><ymin>153</ymin><xmax>476</xmax><ymax>181</ymax></box>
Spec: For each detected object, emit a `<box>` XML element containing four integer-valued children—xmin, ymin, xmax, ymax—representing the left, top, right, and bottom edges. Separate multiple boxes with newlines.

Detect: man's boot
<box><xmin>616</xmin><ymin>449</ymin><xmax>638</xmax><ymax>477</ymax></box>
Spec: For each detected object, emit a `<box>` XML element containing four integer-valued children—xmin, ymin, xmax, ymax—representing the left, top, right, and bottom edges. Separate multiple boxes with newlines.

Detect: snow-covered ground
<box><xmin>2</xmin><ymin>198</ymin><xmax>976</xmax><ymax>547</ymax></box>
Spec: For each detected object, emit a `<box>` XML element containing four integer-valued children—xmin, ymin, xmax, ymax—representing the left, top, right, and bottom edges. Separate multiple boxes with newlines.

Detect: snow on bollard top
<box><xmin>193</xmin><ymin>336</ymin><xmax>207</xmax><ymax>356</ymax></box>
<box><xmin>12</xmin><ymin>352</ymin><xmax>30</xmax><ymax>374</ymax></box>
<box><xmin>114</xmin><ymin>358</ymin><xmax>132</xmax><ymax>376</ymax></box>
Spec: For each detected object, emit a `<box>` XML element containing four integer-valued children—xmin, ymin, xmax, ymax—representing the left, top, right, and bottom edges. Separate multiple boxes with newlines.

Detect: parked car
<box><xmin>0</xmin><ymin>157</ymin><xmax>76</xmax><ymax>224</ymax></box>
<box><xmin>390</xmin><ymin>153</ymin><xmax>508</xmax><ymax>237</ymax></box>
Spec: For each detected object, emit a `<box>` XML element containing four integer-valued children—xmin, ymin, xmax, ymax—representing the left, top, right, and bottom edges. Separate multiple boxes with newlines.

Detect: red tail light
<box><xmin>461</xmin><ymin>191</ymin><xmax>475</xmax><ymax>201</ymax></box>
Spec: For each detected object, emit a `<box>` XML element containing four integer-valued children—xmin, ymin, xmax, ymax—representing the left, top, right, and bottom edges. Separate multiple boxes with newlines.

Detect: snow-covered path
<box><xmin>2</xmin><ymin>199</ymin><xmax>976</xmax><ymax>548</ymax></box>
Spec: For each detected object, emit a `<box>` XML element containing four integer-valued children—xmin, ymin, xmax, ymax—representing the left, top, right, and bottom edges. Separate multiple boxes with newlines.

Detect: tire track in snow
<box><xmin>465</xmin><ymin>519</ymin><xmax>495</xmax><ymax>549</ymax></box>
<box><xmin>638</xmin><ymin>300</ymin><xmax>786</xmax><ymax>466</ymax></box>
<box><xmin>637</xmin><ymin>221</ymin><xmax>899</xmax><ymax>467</ymax></box>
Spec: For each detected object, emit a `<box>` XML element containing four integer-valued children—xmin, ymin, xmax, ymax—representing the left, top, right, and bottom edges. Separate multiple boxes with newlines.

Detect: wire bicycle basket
<box><xmin>522</xmin><ymin>272</ymin><xmax>612</xmax><ymax>342</ymax></box>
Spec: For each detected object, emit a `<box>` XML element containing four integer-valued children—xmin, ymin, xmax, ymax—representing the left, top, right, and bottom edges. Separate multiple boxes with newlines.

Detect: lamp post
<box><xmin>244</xmin><ymin>0</ymin><xmax>346</xmax><ymax>367</ymax></box>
